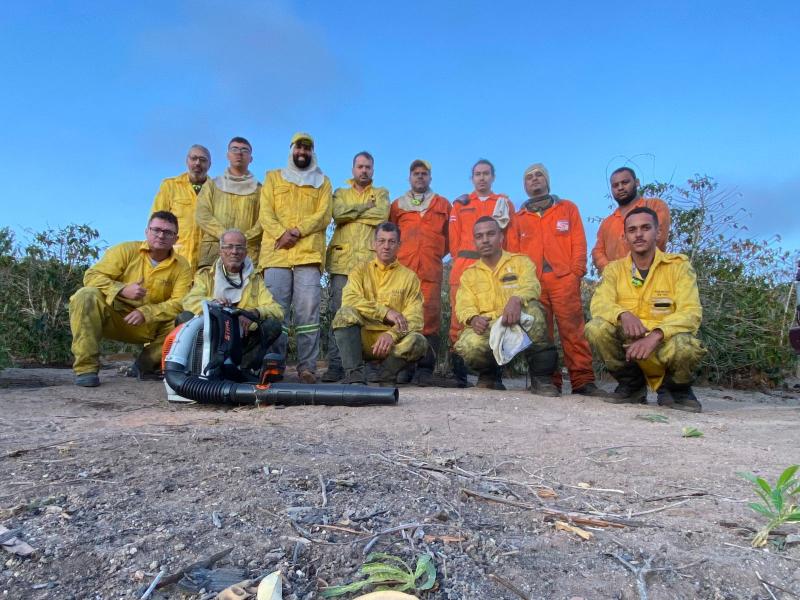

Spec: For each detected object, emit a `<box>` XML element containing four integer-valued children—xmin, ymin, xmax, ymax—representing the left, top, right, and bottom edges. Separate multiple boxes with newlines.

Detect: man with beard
<box><xmin>322</xmin><ymin>151</ymin><xmax>390</xmax><ymax>382</ymax></box>
<box><xmin>332</xmin><ymin>222</ymin><xmax>426</xmax><ymax>385</ymax></box>
<box><xmin>258</xmin><ymin>132</ymin><xmax>332</xmax><ymax>384</ymax></box>
<box><xmin>454</xmin><ymin>217</ymin><xmax>557</xmax><ymax>394</ymax></box>
<box><xmin>69</xmin><ymin>211</ymin><xmax>192</xmax><ymax>387</ymax></box>
<box><xmin>507</xmin><ymin>163</ymin><xmax>606</xmax><ymax>397</ymax></box>
<box><xmin>389</xmin><ymin>160</ymin><xmax>451</xmax><ymax>386</ymax></box>
<box><xmin>448</xmin><ymin>159</ymin><xmax>514</xmax><ymax>386</ymax></box>
<box><xmin>150</xmin><ymin>144</ymin><xmax>211</xmax><ymax>272</ymax></box>
<box><xmin>179</xmin><ymin>229</ymin><xmax>283</xmax><ymax>375</ymax></box>
<box><xmin>586</xmin><ymin>207</ymin><xmax>705</xmax><ymax>412</ymax></box>
<box><xmin>592</xmin><ymin>167</ymin><xmax>671</xmax><ymax>272</ymax></box>
<box><xmin>196</xmin><ymin>137</ymin><xmax>263</xmax><ymax>268</ymax></box>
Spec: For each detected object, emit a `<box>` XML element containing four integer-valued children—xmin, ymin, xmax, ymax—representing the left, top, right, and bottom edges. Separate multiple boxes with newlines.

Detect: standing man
<box><xmin>585</xmin><ymin>207</ymin><xmax>705</xmax><ymax>411</ymax></box>
<box><xmin>259</xmin><ymin>132</ymin><xmax>332</xmax><ymax>384</ymax></box>
<box><xmin>448</xmin><ymin>159</ymin><xmax>515</xmax><ymax>386</ymax></box>
<box><xmin>69</xmin><ymin>211</ymin><xmax>192</xmax><ymax>387</ymax></box>
<box><xmin>592</xmin><ymin>167</ymin><xmax>671</xmax><ymax>272</ymax></box>
<box><xmin>196</xmin><ymin>137</ymin><xmax>262</xmax><ymax>268</ymax></box>
<box><xmin>455</xmin><ymin>217</ymin><xmax>558</xmax><ymax>394</ymax></box>
<box><xmin>389</xmin><ymin>159</ymin><xmax>451</xmax><ymax>385</ymax></box>
<box><xmin>332</xmin><ymin>222</ymin><xmax>426</xmax><ymax>385</ymax></box>
<box><xmin>150</xmin><ymin>144</ymin><xmax>211</xmax><ymax>272</ymax></box>
<box><xmin>322</xmin><ymin>151</ymin><xmax>390</xmax><ymax>382</ymax></box>
<box><xmin>507</xmin><ymin>163</ymin><xmax>606</xmax><ymax>396</ymax></box>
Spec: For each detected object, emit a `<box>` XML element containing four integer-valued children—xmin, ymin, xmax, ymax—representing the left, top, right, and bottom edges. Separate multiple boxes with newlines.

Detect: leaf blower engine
<box><xmin>161</xmin><ymin>301</ymin><xmax>397</xmax><ymax>407</ymax></box>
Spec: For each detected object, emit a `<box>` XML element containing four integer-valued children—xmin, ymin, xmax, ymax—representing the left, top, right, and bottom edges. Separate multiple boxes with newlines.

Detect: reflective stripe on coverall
<box><xmin>151</xmin><ymin>172</ymin><xmax>205</xmax><ymax>272</ymax></box>
<box><xmin>454</xmin><ymin>251</ymin><xmax>548</xmax><ymax>371</ymax></box>
<box><xmin>332</xmin><ymin>259</ymin><xmax>426</xmax><ymax>362</ymax></box>
<box><xmin>591</xmin><ymin>197</ymin><xmax>671</xmax><ymax>272</ymax></box>
<box><xmin>585</xmin><ymin>249</ymin><xmax>705</xmax><ymax>390</ymax></box>
<box><xmin>389</xmin><ymin>195</ymin><xmax>450</xmax><ymax>336</ymax></box>
<box><xmin>507</xmin><ymin>198</ymin><xmax>594</xmax><ymax>390</ymax></box>
<box><xmin>195</xmin><ymin>179</ymin><xmax>263</xmax><ymax>268</ymax></box>
<box><xmin>448</xmin><ymin>192</ymin><xmax>514</xmax><ymax>343</ymax></box>
<box><xmin>69</xmin><ymin>242</ymin><xmax>192</xmax><ymax>374</ymax></box>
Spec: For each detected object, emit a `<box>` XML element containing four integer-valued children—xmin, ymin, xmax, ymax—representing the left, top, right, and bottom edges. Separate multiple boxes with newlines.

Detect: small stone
<box><xmin>133</xmin><ymin>571</ymin><xmax>145</xmax><ymax>581</ymax></box>
<box><xmin>128</xmin><ymin>547</ymin><xmax>138</xmax><ymax>556</ymax></box>
<box><xmin>174</xmin><ymin>543</ymin><xmax>186</xmax><ymax>551</ymax></box>
<box><xmin>149</xmin><ymin>561</ymin><xmax>158</xmax><ymax>570</ymax></box>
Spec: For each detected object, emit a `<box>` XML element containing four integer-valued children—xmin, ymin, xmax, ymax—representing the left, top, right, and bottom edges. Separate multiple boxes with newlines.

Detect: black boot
<box><xmin>333</xmin><ymin>325</ymin><xmax>366</xmax><ymax>385</ymax></box>
<box><xmin>414</xmin><ymin>335</ymin><xmax>440</xmax><ymax>386</ymax></box>
<box><xmin>450</xmin><ymin>352</ymin><xmax>473</xmax><ymax>388</ymax></box>
<box><xmin>658</xmin><ymin>376</ymin><xmax>701</xmax><ymax>412</ymax></box>
<box><xmin>606</xmin><ymin>363</ymin><xmax>648</xmax><ymax>404</ymax></box>
<box><xmin>476</xmin><ymin>363</ymin><xmax>505</xmax><ymax>390</ymax></box>
<box><xmin>526</xmin><ymin>344</ymin><xmax>560</xmax><ymax>397</ymax></box>
<box><xmin>375</xmin><ymin>355</ymin><xmax>410</xmax><ymax>386</ymax></box>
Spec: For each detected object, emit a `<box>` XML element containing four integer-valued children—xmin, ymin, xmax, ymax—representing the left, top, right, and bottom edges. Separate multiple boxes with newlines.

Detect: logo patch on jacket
<box><xmin>500</xmin><ymin>274</ymin><xmax>518</xmax><ymax>283</ymax></box>
<box><xmin>556</xmin><ymin>220</ymin><xmax>569</xmax><ymax>232</ymax></box>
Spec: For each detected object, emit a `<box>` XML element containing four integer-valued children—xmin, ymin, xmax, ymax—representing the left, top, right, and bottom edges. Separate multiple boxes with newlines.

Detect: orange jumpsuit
<box><xmin>448</xmin><ymin>192</ymin><xmax>514</xmax><ymax>343</ymax></box>
<box><xmin>591</xmin><ymin>197</ymin><xmax>670</xmax><ymax>272</ymax></box>
<box><xmin>507</xmin><ymin>197</ymin><xmax>594</xmax><ymax>391</ymax></box>
<box><xmin>389</xmin><ymin>195</ymin><xmax>451</xmax><ymax>336</ymax></box>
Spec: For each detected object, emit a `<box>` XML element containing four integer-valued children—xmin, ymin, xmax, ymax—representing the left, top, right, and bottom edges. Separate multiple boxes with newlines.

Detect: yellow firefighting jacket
<box><xmin>326</xmin><ymin>182</ymin><xmax>390</xmax><ymax>275</ymax></box>
<box><xmin>456</xmin><ymin>251</ymin><xmax>542</xmax><ymax>325</ymax></box>
<box><xmin>589</xmin><ymin>250</ymin><xmax>702</xmax><ymax>341</ymax></box>
<box><xmin>150</xmin><ymin>172</ymin><xmax>205</xmax><ymax>272</ymax></box>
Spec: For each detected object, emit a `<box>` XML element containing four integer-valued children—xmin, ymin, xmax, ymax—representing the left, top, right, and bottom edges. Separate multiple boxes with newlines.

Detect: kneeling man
<box><xmin>454</xmin><ymin>217</ymin><xmax>558</xmax><ymax>394</ymax></box>
<box><xmin>332</xmin><ymin>222</ymin><xmax>427</xmax><ymax>385</ymax></box>
<box><xmin>69</xmin><ymin>211</ymin><xmax>192</xmax><ymax>386</ymax></box>
<box><xmin>180</xmin><ymin>229</ymin><xmax>283</xmax><ymax>374</ymax></box>
<box><xmin>585</xmin><ymin>207</ymin><xmax>706</xmax><ymax>411</ymax></box>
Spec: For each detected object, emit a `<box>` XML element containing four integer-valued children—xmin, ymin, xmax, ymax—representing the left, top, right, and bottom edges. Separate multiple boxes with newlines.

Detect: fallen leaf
<box><xmin>537</xmin><ymin>488</ymin><xmax>558</xmax><ymax>499</ymax></box>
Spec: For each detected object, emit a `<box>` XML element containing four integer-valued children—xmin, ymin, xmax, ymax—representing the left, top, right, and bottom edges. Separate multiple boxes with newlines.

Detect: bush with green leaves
<box><xmin>0</xmin><ymin>224</ymin><xmax>102</xmax><ymax>367</ymax></box>
<box><xmin>321</xmin><ymin>552</ymin><xmax>436</xmax><ymax>597</ymax></box>
<box><xmin>738</xmin><ymin>465</ymin><xmax>800</xmax><ymax>547</ymax></box>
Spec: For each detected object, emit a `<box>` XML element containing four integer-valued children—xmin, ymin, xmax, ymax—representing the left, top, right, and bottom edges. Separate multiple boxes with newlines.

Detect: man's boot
<box><xmin>605</xmin><ymin>363</ymin><xmax>648</xmax><ymax>404</ymax></box>
<box><xmin>450</xmin><ymin>352</ymin><xmax>473</xmax><ymax>388</ymax></box>
<box><xmin>375</xmin><ymin>354</ymin><xmax>410</xmax><ymax>386</ymax></box>
<box><xmin>658</xmin><ymin>376</ymin><xmax>702</xmax><ymax>413</ymax></box>
<box><xmin>476</xmin><ymin>364</ymin><xmax>505</xmax><ymax>390</ymax></box>
<box><xmin>415</xmin><ymin>335</ymin><xmax>440</xmax><ymax>386</ymax></box>
<box><xmin>333</xmin><ymin>326</ymin><xmax>366</xmax><ymax>385</ymax></box>
<box><xmin>527</xmin><ymin>344</ymin><xmax>560</xmax><ymax>397</ymax></box>
<box><xmin>572</xmin><ymin>382</ymin><xmax>614</xmax><ymax>398</ymax></box>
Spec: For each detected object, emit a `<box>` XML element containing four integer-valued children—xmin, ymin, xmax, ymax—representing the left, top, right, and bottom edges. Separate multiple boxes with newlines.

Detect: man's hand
<box><xmin>238</xmin><ymin>315</ymin><xmax>253</xmax><ymax>336</ymax></box>
<box><xmin>501</xmin><ymin>296</ymin><xmax>522</xmax><ymax>326</ymax></box>
<box><xmin>619</xmin><ymin>311</ymin><xmax>648</xmax><ymax>339</ymax></box>
<box><xmin>214</xmin><ymin>298</ymin><xmax>233</xmax><ymax>307</ymax></box>
<box><xmin>120</xmin><ymin>280</ymin><xmax>146</xmax><ymax>301</ymax></box>
<box><xmin>123</xmin><ymin>309</ymin><xmax>145</xmax><ymax>326</ymax></box>
<box><xmin>275</xmin><ymin>229</ymin><xmax>300</xmax><ymax>250</ymax></box>
<box><xmin>625</xmin><ymin>330</ymin><xmax>663</xmax><ymax>361</ymax></box>
<box><xmin>371</xmin><ymin>332</ymin><xmax>395</xmax><ymax>358</ymax></box>
<box><xmin>470</xmin><ymin>315</ymin><xmax>490</xmax><ymax>335</ymax></box>
<box><xmin>384</xmin><ymin>309</ymin><xmax>408</xmax><ymax>333</ymax></box>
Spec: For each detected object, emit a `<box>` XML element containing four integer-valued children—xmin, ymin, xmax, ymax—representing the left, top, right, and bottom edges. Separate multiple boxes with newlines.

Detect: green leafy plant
<box><xmin>321</xmin><ymin>552</ymin><xmax>436</xmax><ymax>598</ymax></box>
<box><xmin>681</xmin><ymin>426</ymin><xmax>703</xmax><ymax>438</ymax></box>
<box><xmin>636</xmin><ymin>414</ymin><xmax>669</xmax><ymax>423</ymax></box>
<box><xmin>738</xmin><ymin>465</ymin><xmax>800</xmax><ymax>547</ymax></box>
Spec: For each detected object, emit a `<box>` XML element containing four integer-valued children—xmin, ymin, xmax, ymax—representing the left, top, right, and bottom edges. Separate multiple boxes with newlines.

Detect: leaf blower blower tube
<box><xmin>163</xmin><ymin>362</ymin><xmax>398</xmax><ymax>407</ymax></box>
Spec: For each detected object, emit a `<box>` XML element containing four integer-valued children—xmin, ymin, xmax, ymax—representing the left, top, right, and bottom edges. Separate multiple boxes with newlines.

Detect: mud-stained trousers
<box><xmin>264</xmin><ymin>265</ymin><xmax>322</xmax><ymax>374</ymax></box>
<box><xmin>69</xmin><ymin>287</ymin><xmax>173</xmax><ymax>375</ymax></box>
<box><xmin>332</xmin><ymin>306</ymin><xmax>427</xmax><ymax>365</ymax></box>
<box><xmin>540</xmin><ymin>271</ymin><xmax>595</xmax><ymax>390</ymax></box>
<box><xmin>324</xmin><ymin>274</ymin><xmax>348</xmax><ymax>373</ymax></box>
<box><xmin>454</xmin><ymin>300</ymin><xmax>555</xmax><ymax>375</ymax></box>
<box><xmin>584</xmin><ymin>318</ymin><xmax>706</xmax><ymax>390</ymax></box>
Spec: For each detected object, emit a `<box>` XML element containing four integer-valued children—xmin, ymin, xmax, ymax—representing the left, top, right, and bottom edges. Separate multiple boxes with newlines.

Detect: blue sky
<box><xmin>2</xmin><ymin>0</ymin><xmax>798</xmax><ymax>255</ymax></box>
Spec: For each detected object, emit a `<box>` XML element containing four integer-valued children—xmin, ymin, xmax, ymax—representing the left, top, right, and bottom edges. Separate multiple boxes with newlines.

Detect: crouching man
<box><xmin>585</xmin><ymin>207</ymin><xmax>706</xmax><ymax>412</ymax></box>
<box><xmin>179</xmin><ymin>229</ymin><xmax>283</xmax><ymax>374</ymax></box>
<box><xmin>332</xmin><ymin>222</ymin><xmax>427</xmax><ymax>385</ymax></box>
<box><xmin>454</xmin><ymin>217</ymin><xmax>558</xmax><ymax>394</ymax></box>
<box><xmin>69</xmin><ymin>211</ymin><xmax>192</xmax><ymax>387</ymax></box>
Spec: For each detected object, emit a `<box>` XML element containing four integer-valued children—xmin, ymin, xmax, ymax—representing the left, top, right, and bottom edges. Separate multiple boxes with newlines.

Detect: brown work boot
<box><xmin>530</xmin><ymin>376</ymin><xmax>560</xmax><ymax>397</ymax></box>
<box><xmin>342</xmin><ymin>366</ymin><xmax>366</xmax><ymax>385</ymax></box>
<box><xmin>298</xmin><ymin>370</ymin><xmax>317</xmax><ymax>384</ymax></box>
<box><xmin>572</xmin><ymin>382</ymin><xmax>614</xmax><ymax>398</ymax></box>
<box><xmin>658</xmin><ymin>382</ymin><xmax>702</xmax><ymax>413</ymax></box>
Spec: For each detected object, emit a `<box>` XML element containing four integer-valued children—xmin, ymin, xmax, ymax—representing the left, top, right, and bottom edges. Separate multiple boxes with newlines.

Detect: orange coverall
<box><xmin>507</xmin><ymin>197</ymin><xmax>594</xmax><ymax>390</ymax></box>
<box><xmin>448</xmin><ymin>193</ymin><xmax>514</xmax><ymax>343</ymax></box>
<box><xmin>591</xmin><ymin>197</ymin><xmax>671</xmax><ymax>272</ymax></box>
<box><xmin>389</xmin><ymin>195</ymin><xmax>451</xmax><ymax>336</ymax></box>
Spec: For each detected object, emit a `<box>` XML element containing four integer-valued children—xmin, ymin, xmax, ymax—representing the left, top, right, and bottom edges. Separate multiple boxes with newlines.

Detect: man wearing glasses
<box><xmin>68</xmin><ymin>211</ymin><xmax>192</xmax><ymax>387</ymax></box>
<box><xmin>179</xmin><ymin>229</ymin><xmax>283</xmax><ymax>374</ymax></box>
<box><xmin>196</xmin><ymin>137</ymin><xmax>263</xmax><ymax>268</ymax></box>
<box><xmin>258</xmin><ymin>132</ymin><xmax>332</xmax><ymax>384</ymax></box>
<box><xmin>150</xmin><ymin>144</ymin><xmax>211</xmax><ymax>272</ymax></box>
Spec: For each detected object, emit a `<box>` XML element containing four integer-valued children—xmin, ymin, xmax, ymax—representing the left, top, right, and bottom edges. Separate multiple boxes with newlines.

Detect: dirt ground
<box><xmin>1</xmin><ymin>364</ymin><xmax>799</xmax><ymax>600</ymax></box>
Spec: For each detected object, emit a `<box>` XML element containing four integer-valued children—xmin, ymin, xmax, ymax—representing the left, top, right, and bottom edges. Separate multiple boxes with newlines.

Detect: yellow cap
<box><xmin>291</xmin><ymin>132</ymin><xmax>314</xmax><ymax>147</ymax></box>
<box><xmin>409</xmin><ymin>159</ymin><xmax>431</xmax><ymax>172</ymax></box>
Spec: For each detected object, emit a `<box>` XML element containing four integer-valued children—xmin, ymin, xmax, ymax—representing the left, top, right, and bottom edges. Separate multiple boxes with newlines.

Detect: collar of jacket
<box><xmin>476</xmin><ymin>250</ymin><xmax>514</xmax><ymax>273</ymax></box>
<box><xmin>468</xmin><ymin>191</ymin><xmax>508</xmax><ymax>203</ymax></box>
<box><xmin>346</xmin><ymin>179</ymin><xmax>375</xmax><ymax>195</ymax></box>
<box><xmin>139</xmin><ymin>241</ymin><xmax>176</xmax><ymax>263</ymax></box>
<box><xmin>371</xmin><ymin>258</ymin><xmax>400</xmax><ymax>272</ymax></box>
<box><xmin>625</xmin><ymin>247</ymin><xmax>681</xmax><ymax>275</ymax></box>
<box><xmin>522</xmin><ymin>194</ymin><xmax>559</xmax><ymax>213</ymax></box>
